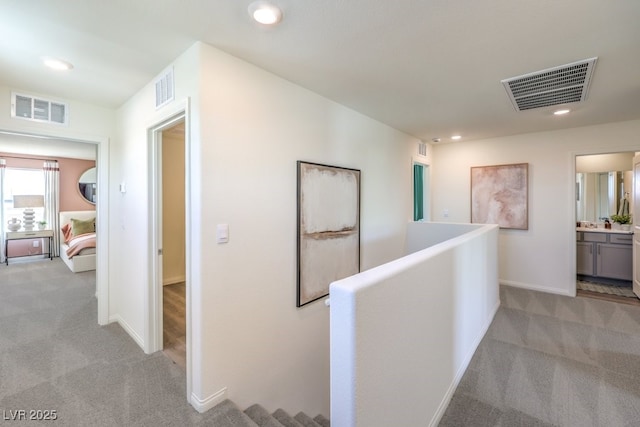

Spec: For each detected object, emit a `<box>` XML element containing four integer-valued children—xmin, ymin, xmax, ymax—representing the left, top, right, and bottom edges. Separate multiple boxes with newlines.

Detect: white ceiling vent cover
<box><xmin>501</xmin><ymin>57</ymin><xmax>597</xmax><ymax>111</ymax></box>
<box><xmin>154</xmin><ymin>67</ymin><xmax>174</xmax><ymax>109</ymax></box>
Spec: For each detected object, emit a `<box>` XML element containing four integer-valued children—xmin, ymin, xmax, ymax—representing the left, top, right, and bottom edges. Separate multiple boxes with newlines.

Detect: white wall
<box><xmin>110</xmin><ymin>46</ymin><xmax>199</xmax><ymax>344</ymax></box>
<box><xmin>195</xmin><ymin>42</ymin><xmax>416</xmax><ymax>416</ymax></box>
<box><xmin>330</xmin><ymin>222</ymin><xmax>499</xmax><ymax>426</ymax></box>
<box><xmin>111</xmin><ymin>41</ymin><xmax>418</xmax><ymax>416</ymax></box>
<box><xmin>431</xmin><ymin>119</ymin><xmax>640</xmax><ymax>296</ymax></box>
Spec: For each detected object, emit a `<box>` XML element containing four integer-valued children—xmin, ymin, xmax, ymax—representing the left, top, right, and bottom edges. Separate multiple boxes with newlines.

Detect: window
<box><xmin>3</xmin><ymin>168</ymin><xmax>45</xmax><ymax>229</ymax></box>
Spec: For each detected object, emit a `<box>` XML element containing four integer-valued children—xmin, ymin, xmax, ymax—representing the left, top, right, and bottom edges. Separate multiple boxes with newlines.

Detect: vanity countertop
<box><xmin>576</xmin><ymin>227</ymin><xmax>633</xmax><ymax>235</ymax></box>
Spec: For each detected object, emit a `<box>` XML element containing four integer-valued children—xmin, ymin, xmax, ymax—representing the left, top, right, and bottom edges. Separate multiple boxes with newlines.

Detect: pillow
<box><xmin>70</xmin><ymin>217</ymin><xmax>95</xmax><ymax>236</ymax></box>
<box><xmin>61</xmin><ymin>223</ymin><xmax>73</xmax><ymax>243</ymax></box>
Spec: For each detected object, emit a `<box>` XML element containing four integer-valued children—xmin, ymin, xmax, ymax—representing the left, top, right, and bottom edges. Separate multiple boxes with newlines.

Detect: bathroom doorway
<box><xmin>575</xmin><ymin>152</ymin><xmax>638</xmax><ymax>304</ymax></box>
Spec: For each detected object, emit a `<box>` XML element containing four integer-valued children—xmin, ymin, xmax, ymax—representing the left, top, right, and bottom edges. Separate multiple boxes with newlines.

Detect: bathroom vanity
<box><xmin>576</xmin><ymin>228</ymin><xmax>633</xmax><ymax>281</ymax></box>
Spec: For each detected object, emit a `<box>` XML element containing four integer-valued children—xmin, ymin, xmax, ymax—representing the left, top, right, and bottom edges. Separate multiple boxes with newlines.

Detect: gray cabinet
<box><xmin>576</xmin><ymin>241</ymin><xmax>594</xmax><ymax>275</ymax></box>
<box><xmin>577</xmin><ymin>231</ymin><xmax>632</xmax><ymax>281</ymax></box>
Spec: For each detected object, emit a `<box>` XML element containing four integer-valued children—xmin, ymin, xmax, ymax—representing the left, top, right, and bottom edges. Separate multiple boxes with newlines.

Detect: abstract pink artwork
<box><xmin>471</xmin><ymin>163</ymin><xmax>528</xmax><ymax>230</ymax></box>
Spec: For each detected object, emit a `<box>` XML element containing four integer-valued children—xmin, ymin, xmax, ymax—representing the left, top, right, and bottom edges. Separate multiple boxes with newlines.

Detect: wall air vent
<box><xmin>154</xmin><ymin>66</ymin><xmax>174</xmax><ymax>109</ymax></box>
<box><xmin>11</xmin><ymin>92</ymin><xmax>68</xmax><ymax>125</ymax></box>
<box><xmin>418</xmin><ymin>142</ymin><xmax>428</xmax><ymax>157</ymax></box>
<box><xmin>501</xmin><ymin>57</ymin><xmax>597</xmax><ymax>111</ymax></box>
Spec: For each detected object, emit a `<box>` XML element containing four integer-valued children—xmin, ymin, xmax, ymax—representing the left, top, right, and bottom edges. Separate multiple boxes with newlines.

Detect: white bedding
<box><xmin>59</xmin><ymin>210</ymin><xmax>96</xmax><ymax>273</ymax></box>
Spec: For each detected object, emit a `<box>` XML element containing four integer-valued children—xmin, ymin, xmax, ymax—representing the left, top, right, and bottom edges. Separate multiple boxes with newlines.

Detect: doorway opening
<box><xmin>147</xmin><ymin>101</ymin><xmax>192</xmax><ymax>404</ymax></box>
<box><xmin>160</xmin><ymin>121</ymin><xmax>186</xmax><ymax>368</ymax></box>
<box><xmin>575</xmin><ymin>152</ymin><xmax>638</xmax><ymax>305</ymax></box>
<box><xmin>413</xmin><ymin>162</ymin><xmax>430</xmax><ymax>221</ymax></box>
<box><xmin>0</xmin><ymin>130</ymin><xmax>109</xmax><ymax>323</ymax></box>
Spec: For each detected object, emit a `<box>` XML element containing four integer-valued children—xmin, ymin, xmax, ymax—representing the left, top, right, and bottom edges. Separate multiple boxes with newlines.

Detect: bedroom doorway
<box><xmin>0</xmin><ymin>130</ymin><xmax>109</xmax><ymax>325</ymax></box>
<box><xmin>147</xmin><ymin>101</ymin><xmax>192</xmax><ymax>404</ymax></box>
<box><xmin>160</xmin><ymin>121</ymin><xmax>186</xmax><ymax>369</ymax></box>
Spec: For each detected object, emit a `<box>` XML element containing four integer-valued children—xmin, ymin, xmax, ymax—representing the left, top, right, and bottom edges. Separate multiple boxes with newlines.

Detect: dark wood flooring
<box><xmin>163</xmin><ymin>282</ymin><xmax>186</xmax><ymax>369</ymax></box>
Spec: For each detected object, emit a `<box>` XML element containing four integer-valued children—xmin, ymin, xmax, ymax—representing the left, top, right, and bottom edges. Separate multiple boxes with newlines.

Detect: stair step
<box><xmin>273</xmin><ymin>408</ymin><xmax>304</xmax><ymax>427</ymax></box>
<box><xmin>313</xmin><ymin>414</ymin><xmax>330</xmax><ymax>427</ymax></box>
<box><xmin>294</xmin><ymin>412</ymin><xmax>322</xmax><ymax>427</ymax></box>
<box><xmin>209</xmin><ymin>399</ymin><xmax>258</xmax><ymax>427</ymax></box>
<box><xmin>244</xmin><ymin>404</ymin><xmax>285</xmax><ymax>427</ymax></box>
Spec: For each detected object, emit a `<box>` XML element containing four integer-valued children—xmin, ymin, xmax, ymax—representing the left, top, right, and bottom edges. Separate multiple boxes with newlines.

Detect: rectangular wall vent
<box><xmin>418</xmin><ymin>142</ymin><xmax>428</xmax><ymax>157</ymax></box>
<box><xmin>11</xmin><ymin>92</ymin><xmax>68</xmax><ymax>125</ymax></box>
<box><xmin>155</xmin><ymin>67</ymin><xmax>175</xmax><ymax>109</ymax></box>
<box><xmin>501</xmin><ymin>57</ymin><xmax>597</xmax><ymax>111</ymax></box>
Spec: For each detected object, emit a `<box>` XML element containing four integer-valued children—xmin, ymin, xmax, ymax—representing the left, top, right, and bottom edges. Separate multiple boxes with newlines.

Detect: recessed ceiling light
<box><xmin>43</xmin><ymin>57</ymin><xmax>73</xmax><ymax>71</ymax></box>
<box><xmin>451</xmin><ymin>135</ymin><xmax>462</xmax><ymax>140</ymax></box>
<box><xmin>554</xmin><ymin>109</ymin><xmax>570</xmax><ymax>115</ymax></box>
<box><xmin>248</xmin><ymin>1</ymin><xmax>283</xmax><ymax>25</ymax></box>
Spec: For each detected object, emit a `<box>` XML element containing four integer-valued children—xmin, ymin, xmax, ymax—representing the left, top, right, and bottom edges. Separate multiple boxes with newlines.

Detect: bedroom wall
<box><xmin>430</xmin><ymin>119</ymin><xmax>640</xmax><ymax>297</ymax></box>
<box><xmin>111</xmin><ymin>41</ymin><xmax>417</xmax><ymax>417</ymax></box>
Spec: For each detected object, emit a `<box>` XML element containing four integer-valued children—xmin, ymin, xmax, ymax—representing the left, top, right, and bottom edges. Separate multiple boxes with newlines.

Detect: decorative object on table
<box><xmin>471</xmin><ymin>163</ymin><xmax>528</xmax><ymax>230</ymax></box>
<box><xmin>13</xmin><ymin>194</ymin><xmax>44</xmax><ymax>231</ymax></box>
<box><xmin>297</xmin><ymin>161</ymin><xmax>361</xmax><ymax>307</ymax></box>
<box><xmin>7</xmin><ymin>218</ymin><xmax>21</xmax><ymax>232</ymax></box>
<box><xmin>37</xmin><ymin>220</ymin><xmax>47</xmax><ymax>230</ymax></box>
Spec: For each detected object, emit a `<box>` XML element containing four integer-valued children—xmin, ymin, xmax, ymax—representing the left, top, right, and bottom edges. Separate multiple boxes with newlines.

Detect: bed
<box><xmin>59</xmin><ymin>210</ymin><xmax>96</xmax><ymax>273</ymax></box>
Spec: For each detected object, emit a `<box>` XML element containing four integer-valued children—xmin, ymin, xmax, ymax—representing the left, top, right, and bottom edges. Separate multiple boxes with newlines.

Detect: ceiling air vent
<box><xmin>155</xmin><ymin>67</ymin><xmax>174</xmax><ymax>109</ymax></box>
<box><xmin>501</xmin><ymin>57</ymin><xmax>597</xmax><ymax>111</ymax></box>
<box><xmin>11</xmin><ymin>92</ymin><xmax>68</xmax><ymax>125</ymax></box>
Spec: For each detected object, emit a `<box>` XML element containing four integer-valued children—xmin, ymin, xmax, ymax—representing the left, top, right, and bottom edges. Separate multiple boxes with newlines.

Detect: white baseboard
<box><xmin>429</xmin><ymin>297</ymin><xmax>501</xmax><ymax>427</ymax></box>
<box><xmin>190</xmin><ymin>387</ymin><xmax>228</xmax><ymax>413</ymax></box>
<box><xmin>500</xmin><ymin>280</ymin><xmax>575</xmax><ymax>297</ymax></box>
<box><xmin>109</xmin><ymin>313</ymin><xmax>145</xmax><ymax>351</ymax></box>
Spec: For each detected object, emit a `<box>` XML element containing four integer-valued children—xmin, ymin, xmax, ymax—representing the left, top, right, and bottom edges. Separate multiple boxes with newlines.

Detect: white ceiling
<box><xmin>1</xmin><ymin>0</ymin><xmax>639</xmax><ymax>144</ymax></box>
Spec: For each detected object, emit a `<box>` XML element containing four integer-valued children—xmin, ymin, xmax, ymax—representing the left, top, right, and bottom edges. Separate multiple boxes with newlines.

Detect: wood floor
<box><xmin>163</xmin><ymin>282</ymin><xmax>186</xmax><ymax>369</ymax></box>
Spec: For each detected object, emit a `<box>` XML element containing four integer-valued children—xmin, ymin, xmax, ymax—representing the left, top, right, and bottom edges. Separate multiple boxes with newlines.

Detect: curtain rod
<box><xmin>0</xmin><ymin>154</ymin><xmax>58</xmax><ymax>162</ymax></box>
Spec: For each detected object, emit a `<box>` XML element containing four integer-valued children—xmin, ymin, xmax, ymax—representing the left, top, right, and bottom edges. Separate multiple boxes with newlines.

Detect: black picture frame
<box><xmin>296</xmin><ymin>161</ymin><xmax>361</xmax><ymax>307</ymax></box>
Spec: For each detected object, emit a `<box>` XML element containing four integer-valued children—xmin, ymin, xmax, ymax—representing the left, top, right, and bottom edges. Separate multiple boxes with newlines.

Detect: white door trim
<box><xmin>633</xmin><ymin>154</ymin><xmax>640</xmax><ymax>298</ymax></box>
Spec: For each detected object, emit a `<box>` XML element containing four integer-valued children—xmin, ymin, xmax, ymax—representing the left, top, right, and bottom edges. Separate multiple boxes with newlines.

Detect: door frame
<box><xmin>412</xmin><ymin>156</ymin><xmax>431</xmax><ymax>221</ymax></box>
<box><xmin>146</xmin><ymin>99</ymin><xmax>192</xmax><ymax>402</ymax></box>
<box><xmin>0</xmin><ymin>128</ymin><xmax>109</xmax><ymax>324</ymax></box>
<box><xmin>633</xmin><ymin>154</ymin><xmax>640</xmax><ymax>298</ymax></box>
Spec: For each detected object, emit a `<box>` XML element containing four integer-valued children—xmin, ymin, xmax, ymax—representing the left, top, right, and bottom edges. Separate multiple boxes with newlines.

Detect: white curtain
<box><xmin>0</xmin><ymin>159</ymin><xmax>5</xmax><ymax>263</ymax></box>
<box><xmin>43</xmin><ymin>161</ymin><xmax>60</xmax><ymax>257</ymax></box>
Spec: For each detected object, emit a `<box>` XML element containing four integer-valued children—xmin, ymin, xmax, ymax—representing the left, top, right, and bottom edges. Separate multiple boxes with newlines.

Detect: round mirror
<box><xmin>78</xmin><ymin>167</ymin><xmax>97</xmax><ymax>204</ymax></box>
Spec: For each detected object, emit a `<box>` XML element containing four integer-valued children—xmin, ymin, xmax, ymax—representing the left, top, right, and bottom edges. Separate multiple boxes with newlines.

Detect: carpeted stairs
<box><xmin>210</xmin><ymin>399</ymin><xmax>330</xmax><ymax>427</ymax></box>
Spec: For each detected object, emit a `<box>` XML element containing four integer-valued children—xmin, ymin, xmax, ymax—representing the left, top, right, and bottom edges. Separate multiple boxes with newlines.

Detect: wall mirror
<box><xmin>78</xmin><ymin>167</ymin><xmax>96</xmax><ymax>204</ymax></box>
<box><xmin>576</xmin><ymin>153</ymin><xmax>633</xmax><ymax>223</ymax></box>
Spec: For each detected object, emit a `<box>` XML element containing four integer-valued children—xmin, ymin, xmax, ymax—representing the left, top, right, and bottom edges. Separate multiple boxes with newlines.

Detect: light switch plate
<box><xmin>216</xmin><ymin>224</ymin><xmax>229</xmax><ymax>243</ymax></box>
